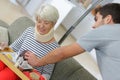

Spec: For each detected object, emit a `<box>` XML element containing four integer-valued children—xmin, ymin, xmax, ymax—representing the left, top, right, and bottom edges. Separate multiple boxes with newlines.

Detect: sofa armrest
<box><xmin>0</xmin><ymin>20</ymin><xmax>9</xmax><ymax>28</ymax></box>
<box><xmin>0</xmin><ymin>20</ymin><xmax>9</xmax><ymax>43</ymax></box>
<box><xmin>50</xmin><ymin>58</ymin><xmax>96</xmax><ymax>80</ymax></box>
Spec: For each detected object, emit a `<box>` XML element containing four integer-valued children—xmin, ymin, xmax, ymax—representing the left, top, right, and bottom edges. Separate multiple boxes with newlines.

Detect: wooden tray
<box><xmin>0</xmin><ymin>48</ymin><xmax>29</xmax><ymax>80</ymax></box>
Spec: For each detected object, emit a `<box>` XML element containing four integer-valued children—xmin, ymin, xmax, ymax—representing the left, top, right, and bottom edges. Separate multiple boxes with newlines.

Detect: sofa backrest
<box><xmin>8</xmin><ymin>16</ymin><xmax>35</xmax><ymax>44</ymax></box>
<box><xmin>50</xmin><ymin>58</ymin><xmax>97</xmax><ymax>80</ymax></box>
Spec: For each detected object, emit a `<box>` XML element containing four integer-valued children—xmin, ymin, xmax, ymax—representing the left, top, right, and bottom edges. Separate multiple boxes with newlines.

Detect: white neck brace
<box><xmin>34</xmin><ymin>27</ymin><xmax>54</xmax><ymax>43</ymax></box>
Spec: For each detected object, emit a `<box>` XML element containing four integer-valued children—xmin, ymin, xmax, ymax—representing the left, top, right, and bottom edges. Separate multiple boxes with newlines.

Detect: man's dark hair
<box><xmin>95</xmin><ymin>3</ymin><xmax>120</xmax><ymax>23</ymax></box>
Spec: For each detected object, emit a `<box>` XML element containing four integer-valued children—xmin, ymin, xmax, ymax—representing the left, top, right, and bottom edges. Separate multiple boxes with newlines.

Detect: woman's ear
<box><xmin>104</xmin><ymin>15</ymin><xmax>113</xmax><ymax>24</ymax></box>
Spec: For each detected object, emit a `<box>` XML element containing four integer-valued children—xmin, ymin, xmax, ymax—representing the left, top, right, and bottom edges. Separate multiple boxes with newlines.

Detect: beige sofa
<box><xmin>0</xmin><ymin>16</ymin><xmax>97</xmax><ymax>80</ymax></box>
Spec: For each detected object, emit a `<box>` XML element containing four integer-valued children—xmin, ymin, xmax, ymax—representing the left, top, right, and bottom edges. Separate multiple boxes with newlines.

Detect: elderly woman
<box><xmin>0</xmin><ymin>4</ymin><xmax>59</xmax><ymax>80</ymax></box>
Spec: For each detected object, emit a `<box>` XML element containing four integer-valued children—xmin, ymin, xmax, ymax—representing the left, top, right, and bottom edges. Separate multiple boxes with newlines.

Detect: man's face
<box><xmin>92</xmin><ymin>12</ymin><xmax>104</xmax><ymax>29</ymax></box>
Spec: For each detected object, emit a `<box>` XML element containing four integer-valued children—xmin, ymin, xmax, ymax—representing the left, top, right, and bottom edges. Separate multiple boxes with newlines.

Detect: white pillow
<box><xmin>0</xmin><ymin>26</ymin><xmax>8</xmax><ymax>44</ymax></box>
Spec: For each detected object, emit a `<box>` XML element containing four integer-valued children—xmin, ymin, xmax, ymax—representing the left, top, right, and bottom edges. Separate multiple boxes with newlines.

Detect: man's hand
<box><xmin>0</xmin><ymin>42</ymin><xmax>8</xmax><ymax>50</ymax></box>
<box><xmin>24</xmin><ymin>51</ymin><xmax>40</xmax><ymax>67</ymax></box>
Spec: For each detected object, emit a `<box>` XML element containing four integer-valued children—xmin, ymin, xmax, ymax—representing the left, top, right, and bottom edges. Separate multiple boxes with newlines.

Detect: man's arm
<box><xmin>25</xmin><ymin>42</ymin><xmax>85</xmax><ymax>67</ymax></box>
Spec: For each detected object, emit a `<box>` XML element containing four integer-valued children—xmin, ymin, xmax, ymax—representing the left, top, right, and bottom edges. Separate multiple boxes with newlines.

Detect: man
<box><xmin>25</xmin><ymin>3</ymin><xmax>120</xmax><ymax>80</ymax></box>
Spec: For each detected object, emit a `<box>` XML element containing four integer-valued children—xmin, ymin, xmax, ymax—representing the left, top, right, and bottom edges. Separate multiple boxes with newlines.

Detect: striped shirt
<box><xmin>10</xmin><ymin>27</ymin><xmax>59</xmax><ymax>79</ymax></box>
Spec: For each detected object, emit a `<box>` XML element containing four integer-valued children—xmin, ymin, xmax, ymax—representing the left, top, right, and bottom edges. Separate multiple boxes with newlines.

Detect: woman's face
<box><xmin>36</xmin><ymin>16</ymin><xmax>55</xmax><ymax>35</ymax></box>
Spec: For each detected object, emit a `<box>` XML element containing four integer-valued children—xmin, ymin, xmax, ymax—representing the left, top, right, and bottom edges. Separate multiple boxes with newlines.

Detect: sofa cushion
<box><xmin>0</xmin><ymin>26</ymin><xmax>9</xmax><ymax>43</ymax></box>
<box><xmin>50</xmin><ymin>58</ymin><xmax>96</xmax><ymax>80</ymax></box>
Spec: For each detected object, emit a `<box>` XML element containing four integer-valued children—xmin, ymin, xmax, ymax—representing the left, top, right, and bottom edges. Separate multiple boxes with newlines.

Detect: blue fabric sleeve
<box><xmin>77</xmin><ymin>29</ymin><xmax>103</xmax><ymax>52</ymax></box>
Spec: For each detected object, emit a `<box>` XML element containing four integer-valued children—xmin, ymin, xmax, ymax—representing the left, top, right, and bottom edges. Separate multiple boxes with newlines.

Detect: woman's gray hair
<box><xmin>36</xmin><ymin>4</ymin><xmax>59</xmax><ymax>23</ymax></box>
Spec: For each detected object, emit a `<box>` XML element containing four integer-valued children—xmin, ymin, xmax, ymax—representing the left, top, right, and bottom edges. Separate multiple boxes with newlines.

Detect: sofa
<box><xmin>0</xmin><ymin>16</ymin><xmax>97</xmax><ymax>80</ymax></box>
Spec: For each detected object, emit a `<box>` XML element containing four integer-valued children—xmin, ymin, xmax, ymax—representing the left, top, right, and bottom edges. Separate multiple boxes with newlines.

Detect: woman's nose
<box><xmin>40</xmin><ymin>24</ymin><xmax>44</xmax><ymax>28</ymax></box>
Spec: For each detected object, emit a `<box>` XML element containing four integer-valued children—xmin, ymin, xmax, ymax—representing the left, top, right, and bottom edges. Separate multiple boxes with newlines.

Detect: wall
<box><xmin>24</xmin><ymin>0</ymin><xmax>45</xmax><ymax>16</ymax></box>
<box><xmin>49</xmin><ymin>0</ymin><xmax>75</xmax><ymax>30</ymax></box>
<box><xmin>62</xmin><ymin>2</ymin><xmax>94</xmax><ymax>40</ymax></box>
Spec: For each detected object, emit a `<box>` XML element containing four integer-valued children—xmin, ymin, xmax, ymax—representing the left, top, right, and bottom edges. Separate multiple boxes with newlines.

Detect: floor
<box><xmin>0</xmin><ymin>0</ymin><xmax>102</xmax><ymax>80</ymax></box>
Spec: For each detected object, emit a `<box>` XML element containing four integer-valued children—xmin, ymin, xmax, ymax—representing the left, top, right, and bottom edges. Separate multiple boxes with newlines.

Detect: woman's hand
<box><xmin>24</xmin><ymin>51</ymin><xmax>40</xmax><ymax>67</ymax></box>
<box><xmin>0</xmin><ymin>42</ymin><xmax>8</xmax><ymax>50</ymax></box>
